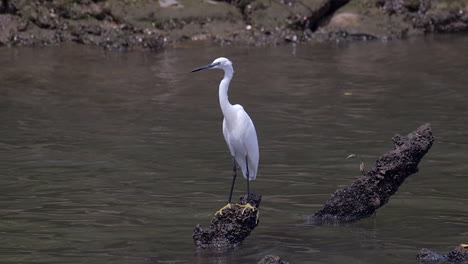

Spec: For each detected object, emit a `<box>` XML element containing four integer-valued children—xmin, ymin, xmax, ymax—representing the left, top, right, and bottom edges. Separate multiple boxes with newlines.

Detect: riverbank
<box><xmin>1</xmin><ymin>0</ymin><xmax>467</xmax><ymax>50</ymax></box>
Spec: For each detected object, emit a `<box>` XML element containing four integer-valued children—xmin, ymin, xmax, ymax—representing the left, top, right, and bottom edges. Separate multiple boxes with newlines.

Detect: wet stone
<box><xmin>193</xmin><ymin>193</ymin><xmax>261</xmax><ymax>249</ymax></box>
<box><xmin>417</xmin><ymin>245</ymin><xmax>468</xmax><ymax>264</ymax></box>
<box><xmin>258</xmin><ymin>255</ymin><xmax>290</xmax><ymax>264</ymax></box>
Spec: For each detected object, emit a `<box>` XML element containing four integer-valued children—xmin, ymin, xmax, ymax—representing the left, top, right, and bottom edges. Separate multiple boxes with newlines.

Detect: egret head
<box><xmin>191</xmin><ymin>57</ymin><xmax>233</xmax><ymax>72</ymax></box>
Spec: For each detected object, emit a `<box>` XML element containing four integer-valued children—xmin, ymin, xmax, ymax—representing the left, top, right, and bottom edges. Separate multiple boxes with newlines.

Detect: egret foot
<box><xmin>215</xmin><ymin>203</ymin><xmax>232</xmax><ymax>216</ymax></box>
<box><xmin>236</xmin><ymin>203</ymin><xmax>256</xmax><ymax>214</ymax></box>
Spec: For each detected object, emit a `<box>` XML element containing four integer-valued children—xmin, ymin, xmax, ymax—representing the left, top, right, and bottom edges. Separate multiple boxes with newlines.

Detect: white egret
<box><xmin>192</xmin><ymin>57</ymin><xmax>259</xmax><ymax>215</ymax></box>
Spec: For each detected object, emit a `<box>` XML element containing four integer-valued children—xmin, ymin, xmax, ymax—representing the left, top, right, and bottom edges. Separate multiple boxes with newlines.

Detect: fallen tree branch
<box><xmin>308</xmin><ymin>123</ymin><xmax>434</xmax><ymax>223</ymax></box>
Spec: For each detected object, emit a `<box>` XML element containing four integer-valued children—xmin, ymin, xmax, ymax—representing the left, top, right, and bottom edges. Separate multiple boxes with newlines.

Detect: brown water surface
<box><xmin>1</xmin><ymin>35</ymin><xmax>467</xmax><ymax>263</ymax></box>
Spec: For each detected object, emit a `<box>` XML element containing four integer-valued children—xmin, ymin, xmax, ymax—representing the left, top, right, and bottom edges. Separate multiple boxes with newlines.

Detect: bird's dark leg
<box><xmin>246</xmin><ymin>156</ymin><xmax>250</xmax><ymax>201</ymax></box>
<box><xmin>215</xmin><ymin>158</ymin><xmax>237</xmax><ymax>216</ymax></box>
<box><xmin>237</xmin><ymin>156</ymin><xmax>255</xmax><ymax>214</ymax></box>
<box><xmin>228</xmin><ymin>158</ymin><xmax>237</xmax><ymax>204</ymax></box>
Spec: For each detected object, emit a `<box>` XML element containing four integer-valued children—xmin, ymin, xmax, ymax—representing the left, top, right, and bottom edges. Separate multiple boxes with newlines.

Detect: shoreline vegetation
<box><xmin>0</xmin><ymin>0</ymin><xmax>467</xmax><ymax>50</ymax></box>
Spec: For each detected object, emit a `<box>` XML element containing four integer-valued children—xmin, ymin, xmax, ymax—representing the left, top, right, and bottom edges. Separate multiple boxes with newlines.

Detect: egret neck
<box><xmin>218</xmin><ymin>66</ymin><xmax>235</xmax><ymax>119</ymax></box>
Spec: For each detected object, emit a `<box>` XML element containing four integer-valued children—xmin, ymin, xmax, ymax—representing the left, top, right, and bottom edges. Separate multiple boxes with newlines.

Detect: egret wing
<box><xmin>234</xmin><ymin>106</ymin><xmax>259</xmax><ymax>181</ymax></box>
<box><xmin>243</xmin><ymin>116</ymin><xmax>259</xmax><ymax>180</ymax></box>
<box><xmin>222</xmin><ymin>118</ymin><xmax>235</xmax><ymax>157</ymax></box>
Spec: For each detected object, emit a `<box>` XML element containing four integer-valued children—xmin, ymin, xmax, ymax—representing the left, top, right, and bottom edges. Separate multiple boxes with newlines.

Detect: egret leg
<box><xmin>246</xmin><ymin>156</ymin><xmax>250</xmax><ymax>200</ymax></box>
<box><xmin>216</xmin><ymin>158</ymin><xmax>237</xmax><ymax>216</ymax></box>
<box><xmin>236</xmin><ymin>156</ymin><xmax>256</xmax><ymax>214</ymax></box>
<box><xmin>228</xmin><ymin>158</ymin><xmax>237</xmax><ymax>204</ymax></box>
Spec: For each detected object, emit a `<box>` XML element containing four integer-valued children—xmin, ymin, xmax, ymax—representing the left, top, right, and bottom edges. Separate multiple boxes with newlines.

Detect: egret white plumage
<box><xmin>192</xmin><ymin>57</ymin><xmax>259</xmax><ymax>215</ymax></box>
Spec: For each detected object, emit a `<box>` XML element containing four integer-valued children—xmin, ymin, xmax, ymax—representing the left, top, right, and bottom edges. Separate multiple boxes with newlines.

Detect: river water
<box><xmin>1</xmin><ymin>35</ymin><xmax>467</xmax><ymax>264</ymax></box>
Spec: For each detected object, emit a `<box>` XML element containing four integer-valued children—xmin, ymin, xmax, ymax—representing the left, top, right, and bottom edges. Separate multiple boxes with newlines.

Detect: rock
<box><xmin>0</xmin><ymin>0</ymin><xmax>466</xmax><ymax>48</ymax></box>
<box><xmin>0</xmin><ymin>0</ymin><xmax>15</xmax><ymax>13</ymax></box>
<box><xmin>411</xmin><ymin>2</ymin><xmax>468</xmax><ymax>33</ymax></box>
<box><xmin>308</xmin><ymin>123</ymin><xmax>434</xmax><ymax>224</ymax></box>
<box><xmin>193</xmin><ymin>192</ymin><xmax>261</xmax><ymax>249</ymax></box>
<box><xmin>417</xmin><ymin>244</ymin><xmax>468</xmax><ymax>264</ymax></box>
<box><xmin>0</xmin><ymin>0</ymin><xmax>166</xmax><ymax>49</ymax></box>
<box><xmin>0</xmin><ymin>14</ymin><xmax>28</xmax><ymax>46</ymax></box>
<box><xmin>233</xmin><ymin>0</ymin><xmax>349</xmax><ymax>44</ymax></box>
<box><xmin>417</xmin><ymin>248</ymin><xmax>449</xmax><ymax>263</ymax></box>
<box><xmin>247</xmin><ymin>0</ymin><xmax>330</xmax><ymax>30</ymax></box>
<box><xmin>258</xmin><ymin>255</ymin><xmax>290</xmax><ymax>264</ymax></box>
<box><xmin>315</xmin><ymin>0</ymin><xmax>468</xmax><ymax>42</ymax></box>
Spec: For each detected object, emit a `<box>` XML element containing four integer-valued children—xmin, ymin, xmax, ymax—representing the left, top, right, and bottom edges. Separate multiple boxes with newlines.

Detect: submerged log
<box><xmin>193</xmin><ymin>193</ymin><xmax>261</xmax><ymax>249</ymax></box>
<box><xmin>417</xmin><ymin>244</ymin><xmax>468</xmax><ymax>264</ymax></box>
<box><xmin>308</xmin><ymin>123</ymin><xmax>434</xmax><ymax>223</ymax></box>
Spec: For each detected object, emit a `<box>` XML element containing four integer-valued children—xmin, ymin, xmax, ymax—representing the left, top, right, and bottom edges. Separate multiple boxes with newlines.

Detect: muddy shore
<box><xmin>1</xmin><ymin>0</ymin><xmax>467</xmax><ymax>50</ymax></box>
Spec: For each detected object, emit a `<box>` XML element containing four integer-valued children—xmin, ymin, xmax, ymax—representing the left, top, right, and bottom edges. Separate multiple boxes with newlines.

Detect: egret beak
<box><xmin>191</xmin><ymin>63</ymin><xmax>215</xmax><ymax>72</ymax></box>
